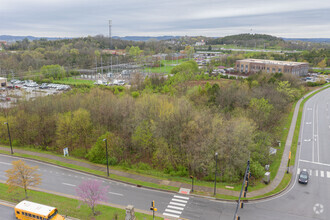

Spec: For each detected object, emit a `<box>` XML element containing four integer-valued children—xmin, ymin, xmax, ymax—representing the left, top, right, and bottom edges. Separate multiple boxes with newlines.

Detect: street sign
<box><xmin>63</xmin><ymin>147</ymin><xmax>69</xmax><ymax>157</ymax></box>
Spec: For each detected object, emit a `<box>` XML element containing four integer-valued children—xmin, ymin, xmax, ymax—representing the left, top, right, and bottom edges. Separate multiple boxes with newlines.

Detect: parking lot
<box><xmin>0</xmin><ymin>80</ymin><xmax>71</xmax><ymax>108</ymax></box>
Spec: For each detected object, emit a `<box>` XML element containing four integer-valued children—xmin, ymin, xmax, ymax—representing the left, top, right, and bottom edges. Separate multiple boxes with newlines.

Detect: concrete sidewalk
<box><xmin>1</xmin><ymin>88</ymin><xmax>320</xmax><ymax>199</ymax></box>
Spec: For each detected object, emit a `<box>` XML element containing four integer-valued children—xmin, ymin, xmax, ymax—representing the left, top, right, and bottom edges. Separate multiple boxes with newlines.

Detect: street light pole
<box><xmin>190</xmin><ymin>175</ymin><xmax>194</xmax><ymax>193</ymax></box>
<box><xmin>4</xmin><ymin>122</ymin><xmax>13</xmax><ymax>154</ymax></box>
<box><xmin>214</xmin><ymin>152</ymin><xmax>218</xmax><ymax>196</ymax></box>
<box><xmin>103</xmin><ymin>138</ymin><xmax>109</xmax><ymax>177</ymax></box>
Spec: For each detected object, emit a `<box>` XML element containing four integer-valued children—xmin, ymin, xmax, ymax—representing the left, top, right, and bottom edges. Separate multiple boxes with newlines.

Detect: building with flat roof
<box><xmin>235</xmin><ymin>59</ymin><xmax>309</xmax><ymax>76</ymax></box>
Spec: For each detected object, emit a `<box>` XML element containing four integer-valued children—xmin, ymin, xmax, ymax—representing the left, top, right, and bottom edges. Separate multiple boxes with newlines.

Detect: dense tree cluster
<box><xmin>0</xmin><ymin>69</ymin><xmax>304</xmax><ymax>182</ymax></box>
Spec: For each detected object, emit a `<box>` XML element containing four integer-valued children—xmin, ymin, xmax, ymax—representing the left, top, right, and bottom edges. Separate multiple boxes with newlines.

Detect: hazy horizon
<box><xmin>1</xmin><ymin>0</ymin><xmax>329</xmax><ymax>38</ymax></box>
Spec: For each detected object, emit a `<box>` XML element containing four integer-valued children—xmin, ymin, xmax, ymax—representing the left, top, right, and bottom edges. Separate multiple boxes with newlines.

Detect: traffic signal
<box><xmin>150</xmin><ymin>200</ymin><xmax>157</xmax><ymax>212</ymax></box>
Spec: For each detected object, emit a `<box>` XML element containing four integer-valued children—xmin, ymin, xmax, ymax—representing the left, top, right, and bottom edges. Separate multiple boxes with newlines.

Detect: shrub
<box><xmin>250</xmin><ymin>161</ymin><xmax>265</xmax><ymax>179</ymax></box>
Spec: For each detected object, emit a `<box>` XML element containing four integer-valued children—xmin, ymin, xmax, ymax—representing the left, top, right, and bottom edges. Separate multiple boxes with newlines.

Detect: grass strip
<box><xmin>248</xmin><ymin>173</ymin><xmax>292</xmax><ymax>200</ymax></box>
<box><xmin>0</xmin><ymin>150</ymin><xmax>179</xmax><ymax>192</ymax></box>
<box><xmin>0</xmin><ymin>183</ymin><xmax>161</xmax><ymax>220</ymax></box>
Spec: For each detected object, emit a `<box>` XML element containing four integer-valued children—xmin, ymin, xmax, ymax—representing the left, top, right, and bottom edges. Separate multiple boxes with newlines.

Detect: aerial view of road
<box><xmin>238</xmin><ymin>87</ymin><xmax>330</xmax><ymax>220</ymax></box>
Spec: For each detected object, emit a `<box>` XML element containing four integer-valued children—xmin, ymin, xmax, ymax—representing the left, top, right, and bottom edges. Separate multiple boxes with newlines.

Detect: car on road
<box><xmin>298</xmin><ymin>170</ymin><xmax>309</xmax><ymax>184</ymax></box>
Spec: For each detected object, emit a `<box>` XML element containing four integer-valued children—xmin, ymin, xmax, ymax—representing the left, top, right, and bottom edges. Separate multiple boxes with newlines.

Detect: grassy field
<box><xmin>53</xmin><ymin>77</ymin><xmax>95</xmax><ymax>85</ymax></box>
<box><xmin>144</xmin><ymin>59</ymin><xmax>187</xmax><ymax>74</ymax></box>
<box><xmin>0</xmin><ymin>183</ymin><xmax>161</xmax><ymax>220</ymax></box>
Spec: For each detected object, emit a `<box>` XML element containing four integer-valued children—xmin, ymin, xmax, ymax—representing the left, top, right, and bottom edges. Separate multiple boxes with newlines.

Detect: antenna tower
<box><xmin>109</xmin><ymin>20</ymin><xmax>112</xmax><ymax>50</ymax></box>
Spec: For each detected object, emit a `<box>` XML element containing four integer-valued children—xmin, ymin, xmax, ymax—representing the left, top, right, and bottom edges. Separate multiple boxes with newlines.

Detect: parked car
<box><xmin>298</xmin><ymin>170</ymin><xmax>309</xmax><ymax>184</ymax></box>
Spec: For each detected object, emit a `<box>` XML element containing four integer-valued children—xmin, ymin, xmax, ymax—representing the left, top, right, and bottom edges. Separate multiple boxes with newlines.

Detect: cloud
<box><xmin>0</xmin><ymin>0</ymin><xmax>329</xmax><ymax>37</ymax></box>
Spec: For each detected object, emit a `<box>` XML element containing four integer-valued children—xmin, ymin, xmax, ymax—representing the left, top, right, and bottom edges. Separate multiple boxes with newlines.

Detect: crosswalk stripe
<box><xmin>174</xmin><ymin>195</ymin><xmax>189</xmax><ymax>200</ymax></box>
<box><xmin>315</xmin><ymin>170</ymin><xmax>318</xmax><ymax>177</ymax></box>
<box><xmin>172</xmin><ymin>198</ymin><xmax>188</xmax><ymax>203</ymax></box>
<box><xmin>327</xmin><ymin>171</ymin><xmax>330</xmax><ymax>178</ymax></box>
<box><xmin>167</xmin><ymin>205</ymin><xmax>184</xmax><ymax>211</ymax></box>
<box><xmin>303</xmin><ymin>169</ymin><xmax>306</xmax><ymax>171</ymax></box>
<box><xmin>297</xmin><ymin>168</ymin><xmax>300</xmax><ymax>174</ymax></box>
<box><xmin>165</xmin><ymin>209</ymin><xmax>182</xmax><ymax>214</ymax></box>
<box><xmin>170</xmin><ymin>202</ymin><xmax>186</xmax><ymax>207</ymax></box>
<box><xmin>320</xmin><ymin>171</ymin><xmax>324</xmax><ymax>177</ymax></box>
<box><xmin>309</xmin><ymin>170</ymin><xmax>312</xmax><ymax>176</ymax></box>
<box><xmin>163</xmin><ymin>213</ymin><xmax>180</xmax><ymax>218</ymax></box>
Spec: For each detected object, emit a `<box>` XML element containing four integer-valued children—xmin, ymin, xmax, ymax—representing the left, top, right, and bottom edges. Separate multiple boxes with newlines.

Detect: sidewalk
<box><xmin>0</xmin><ymin>91</ymin><xmax>314</xmax><ymax>199</ymax></box>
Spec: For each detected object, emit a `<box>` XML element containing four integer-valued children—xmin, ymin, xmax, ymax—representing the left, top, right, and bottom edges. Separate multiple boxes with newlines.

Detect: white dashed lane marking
<box><xmin>108</xmin><ymin>192</ymin><xmax>123</xmax><ymax>196</ymax></box>
<box><xmin>62</xmin><ymin>183</ymin><xmax>76</xmax><ymax>187</ymax></box>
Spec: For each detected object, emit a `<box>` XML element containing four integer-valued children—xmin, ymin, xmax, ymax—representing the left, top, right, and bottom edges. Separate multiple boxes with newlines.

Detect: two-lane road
<box><xmin>0</xmin><ymin>154</ymin><xmax>236</xmax><ymax>219</ymax></box>
<box><xmin>239</xmin><ymin>87</ymin><xmax>330</xmax><ymax>220</ymax></box>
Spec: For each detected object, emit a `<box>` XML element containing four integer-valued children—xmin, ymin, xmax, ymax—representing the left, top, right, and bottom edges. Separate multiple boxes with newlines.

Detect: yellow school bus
<box><xmin>15</xmin><ymin>200</ymin><xmax>65</xmax><ymax>220</ymax></box>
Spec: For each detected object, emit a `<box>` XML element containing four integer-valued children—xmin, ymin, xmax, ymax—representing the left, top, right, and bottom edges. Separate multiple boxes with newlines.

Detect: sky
<box><xmin>1</xmin><ymin>0</ymin><xmax>330</xmax><ymax>38</ymax></box>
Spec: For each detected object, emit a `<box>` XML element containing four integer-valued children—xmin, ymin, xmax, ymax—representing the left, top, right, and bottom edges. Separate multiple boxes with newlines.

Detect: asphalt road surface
<box><xmin>0</xmin><ymin>155</ymin><xmax>237</xmax><ymax>219</ymax></box>
<box><xmin>238</xmin><ymin>87</ymin><xmax>330</xmax><ymax>220</ymax></box>
<box><xmin>0</xmin><ymin>204</ymin><xmax>15</xmax><ymax>220</ymax></box>
<box><xmin>1</xmin><ymin>87</ymin><xmax>330</xmax><ymax>220</ymax></box>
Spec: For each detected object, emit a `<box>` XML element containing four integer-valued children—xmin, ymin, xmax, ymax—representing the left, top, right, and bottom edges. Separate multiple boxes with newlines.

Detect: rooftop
<box><xmin>238</xmin><ymin>59</ymin><xmax>308</xmax><ymax>66</ymax></box>
<box><xmin>15</xmin><ymin>200</ymin><xmax>56</xmax><ymax>216</ymax></box>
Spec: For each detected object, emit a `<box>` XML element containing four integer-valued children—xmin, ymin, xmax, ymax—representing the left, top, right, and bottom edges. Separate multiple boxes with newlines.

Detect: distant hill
<box><xmin>0</xmin><ymin>35</ymin><xmax>181</xmax><ymax>42</ymax></box>
<box><xmin>113</xmin><ymin>36</ymin><xmax>181</xmax><ymax>41</ymax></box>
<box><xmin>283</xmin><ymin>38</ymin><xmax>330</xmax><ymax>43</ymax></box>
<box><xmin>2</xmin><ymin>34</ymin><xmax>329</xmax><ymax>44</ymax></box>
<box><xmin>207</xmin><ymin>33</ymin><xmax>283</xmax><ymax>47</ymax></box>
<box><xmin>0</xmin><ymin>35</ymin><xmax>70</xmax><ymax>42</ymax></box>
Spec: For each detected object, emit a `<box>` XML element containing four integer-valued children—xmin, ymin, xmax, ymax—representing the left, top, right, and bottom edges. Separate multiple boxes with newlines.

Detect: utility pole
<box><xmin>214</xmin><ymin>152</ymin><xmax>218</xmax><ymax>196</ymax></box>
<box><xmin>103</xmin><ymin>139</ymin><xmax>109</xmax><ymax>177</ymax></box>
<box><xmin>4</xmin><ymin>122</ymin><xmax>13</xmax><ymax>154</ymax></box>
<box><xmin>234</xmin><ymin>160</ymin><xmax>250</xmax><ymax>220</ymax></box>
<box><xmin>109</xmin><ymin>20</ymin><xmax>112</xmax><ymax>50</ymax></box>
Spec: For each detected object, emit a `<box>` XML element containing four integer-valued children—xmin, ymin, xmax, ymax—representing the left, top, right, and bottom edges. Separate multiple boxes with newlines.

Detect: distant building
<box><xmin>102</xmin><ymin>49</ymin><xmax>126</xmax><ymax>56</ymax></box>
<box><xmin>235</xmin><ymin>59</ymin><xmax>309</xmax><ymax>76</ymax></box>
<box><xmin>195</xmin><ymin>40</ymin><xmax>205</xmax><ymax>46</ymax></box>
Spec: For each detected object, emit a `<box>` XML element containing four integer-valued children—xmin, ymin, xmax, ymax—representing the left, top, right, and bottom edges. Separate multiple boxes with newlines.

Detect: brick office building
<box><xmin>235</xmin><ymin>59</ymin><xmax>309</xmax><ymax>76</ymax></box>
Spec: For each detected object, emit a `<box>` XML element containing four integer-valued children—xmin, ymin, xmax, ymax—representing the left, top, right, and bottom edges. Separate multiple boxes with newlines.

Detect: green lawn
<box><xmin>144</xmin><ymin>59</ymin><xmax>187</xmax><ymax>74</ymax></box>
<box><xmin>0</xmin><ymin>183</ymin><xmax>161</xmax><ymax>220</ymax></box>
<box><xmin>53</xmin><ymin>77</ymin><xmax>95</xmax><ymax>86</ymax></box>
